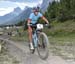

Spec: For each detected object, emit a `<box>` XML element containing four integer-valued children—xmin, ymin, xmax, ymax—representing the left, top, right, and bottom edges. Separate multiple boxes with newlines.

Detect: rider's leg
<box><xmin>28</xmin><ymin>26</ymin><xmax>34</xmax><ymax>49</ymax></box>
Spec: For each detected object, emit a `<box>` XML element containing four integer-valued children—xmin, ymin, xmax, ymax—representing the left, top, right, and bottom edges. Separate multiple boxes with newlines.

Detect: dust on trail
<box><xmin>6</xmin><ymin>40</ymin><xmax>68</xmax><ymax>64</ymax></box>
<box><xmin>0</xmin><ymin>36</ymin><xmax>75</xmax><ymax>64</ymax></box>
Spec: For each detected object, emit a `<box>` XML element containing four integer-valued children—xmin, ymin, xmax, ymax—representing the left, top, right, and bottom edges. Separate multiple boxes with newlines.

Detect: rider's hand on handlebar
<box><xmin>27</xmin><ymin>23</ymin><xmax>31</xmax><ymax>26</ymax></box>
<box><xmin>45</xmin><ymin>23</ymin><xmax>49</xmax><ymax>26</ymax></box>
<box><xmin>45</xmin><ymin>22</ymin><xmax>51</xmax><ymax>29</ymax></box>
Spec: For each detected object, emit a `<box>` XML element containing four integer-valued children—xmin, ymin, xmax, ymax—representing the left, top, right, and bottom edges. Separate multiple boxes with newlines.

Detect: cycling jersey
<box><xmin>29</xmin><ymin>12</ymin><xmax>43</xmax><ymax>24</ymax></box>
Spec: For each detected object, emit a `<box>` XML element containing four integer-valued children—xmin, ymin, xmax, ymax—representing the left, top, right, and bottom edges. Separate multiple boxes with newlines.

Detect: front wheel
<box><xmin>37</xmin><ymin>32</ymin><xmax>49</xmax><ymax>60</ymax></box>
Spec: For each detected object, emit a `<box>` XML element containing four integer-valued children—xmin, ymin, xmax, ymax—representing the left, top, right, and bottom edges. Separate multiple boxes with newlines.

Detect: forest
<box><xmin>44</xmin><ymin>0</ymin><xmax>75</xmax><ymax>22</ymax></box>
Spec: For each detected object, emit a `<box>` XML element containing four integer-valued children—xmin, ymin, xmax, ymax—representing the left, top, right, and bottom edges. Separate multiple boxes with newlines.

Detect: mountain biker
<box><xmin>27</xmin><ymin>7</ymin><xmax>49</xmax><ymax>50</ymax></box>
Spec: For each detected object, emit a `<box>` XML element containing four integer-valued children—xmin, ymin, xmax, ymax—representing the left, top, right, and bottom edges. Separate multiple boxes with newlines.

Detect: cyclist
<box><xmin>27</xmin><ymin>7</ymin><xmax>49</xmax><ymax>50</ymax></box>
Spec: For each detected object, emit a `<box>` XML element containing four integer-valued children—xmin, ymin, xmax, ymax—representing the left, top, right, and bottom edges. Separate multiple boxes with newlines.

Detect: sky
<box><xmin>0</xmin><ymin>0</ymin><xmax>43</xmax><ymax>16</ymax></box>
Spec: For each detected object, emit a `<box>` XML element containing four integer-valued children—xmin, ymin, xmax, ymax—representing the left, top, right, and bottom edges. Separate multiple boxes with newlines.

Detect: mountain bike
<box><xmin>28</xmin><ymin>23</ymin><xmax>49</xmax><ymax>60</ymax></box>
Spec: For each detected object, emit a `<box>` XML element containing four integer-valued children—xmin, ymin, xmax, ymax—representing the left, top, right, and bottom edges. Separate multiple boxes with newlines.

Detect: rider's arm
<box><xmin>27</xmin><ymin>13</ymin><xmax>33</xmax><ymax>25</ymax></box>
<box><xmin>27</xmin><ymin>19</ymin><xmax>31</xmax><ymax>29</ymax></box>
<box><xmin>41</xmin><ymin>16</ymin><xmax>49</xmax><ymax>24</ymax></box>
<box><xmin>27</xmin><ymin>19</ymin><xmax>31</xmax><ymax>25</ymax></box>
<box><xmin>39</xmin><ymin>12</ymin><xmax>49</xmax><ymax>24</ymax></box>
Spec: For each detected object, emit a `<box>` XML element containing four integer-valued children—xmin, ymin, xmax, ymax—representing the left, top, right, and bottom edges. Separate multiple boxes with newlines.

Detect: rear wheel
<box><xmin>37</xmin><ymin>32</ymin><xmax>49</xmax><ymax>60</ymax></box>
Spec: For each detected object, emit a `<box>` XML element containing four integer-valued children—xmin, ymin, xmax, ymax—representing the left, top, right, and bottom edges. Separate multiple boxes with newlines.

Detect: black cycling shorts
<box><xmin>30</xmin><ymin>23</ymin><xmax>38</xmax><ymax>29</ymax></box>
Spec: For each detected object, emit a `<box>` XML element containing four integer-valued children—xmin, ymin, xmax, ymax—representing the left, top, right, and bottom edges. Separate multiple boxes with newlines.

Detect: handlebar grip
<box><xmin>45</xmin><ymin>24</ymin><xmax>51</xmax><ymax>29</ymax></box>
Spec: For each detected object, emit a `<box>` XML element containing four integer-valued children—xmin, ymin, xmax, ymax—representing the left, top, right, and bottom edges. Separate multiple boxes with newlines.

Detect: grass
<box><xmin>49</xmin><ymin>33</ymin><xmax>75</xmax><ymax>46</ymax></box>
<box><xmin>0</xmin><ymin>40</ymin><xmax>19</xmax><ymax>64</ymax></box>
<box><xmin>10</xmin><ymin>30</ymin><xmax>29</xmax><ymax>42</ymax></box>
<box><xmin>42</xmin><ymin>20</ymin><xmax>75</xmax><ymax>46</ymax></box>
<box><xmin>10</xmin><ymin>20</ymin><xmax>75</xmax><ymax>45</ymax></box>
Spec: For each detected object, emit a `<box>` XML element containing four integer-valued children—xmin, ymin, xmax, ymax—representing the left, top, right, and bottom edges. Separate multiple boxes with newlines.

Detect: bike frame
<box><xmin>32</xmin><ymin>29</ymin><xmax>40</xmax><ymax>48</ymax></box>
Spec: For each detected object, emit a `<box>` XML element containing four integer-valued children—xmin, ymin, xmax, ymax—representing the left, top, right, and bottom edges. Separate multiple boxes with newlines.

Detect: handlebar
<box><xmin>27</xmin><ymin>23</ymin><xmax>51</xmax><ymax>29</ymax></box>
<box><xmin>27</xmin><ymin>23</ymin><xmax>49</xmax><ymax>27</ymax></box>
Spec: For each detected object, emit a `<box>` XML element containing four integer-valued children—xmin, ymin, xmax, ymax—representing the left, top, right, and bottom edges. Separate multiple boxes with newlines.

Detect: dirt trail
<box><xmin>0</xmin><ymin>36</ymin><xmax>74</xmax><ymax>64</ymax></box>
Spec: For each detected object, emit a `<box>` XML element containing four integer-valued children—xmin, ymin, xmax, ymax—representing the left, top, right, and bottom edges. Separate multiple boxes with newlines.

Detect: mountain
<box><xmin>3</xmin><ymin>7</ymin><xmax>32</xmax><ymax>25</ymax></box>
<box><xmin>13</xmin><ymin>7</ymin><xmax>22</xmax><ymax>14</ymax></box>
<box><xmin>0</xmin><ymin>7</ymin><xmax>22</xmax><ymax>25</ymax></box>
<box><xmin>41</xmin><ymin>0</ymin><xmax>52</xmax><ymax>13</ymax></box>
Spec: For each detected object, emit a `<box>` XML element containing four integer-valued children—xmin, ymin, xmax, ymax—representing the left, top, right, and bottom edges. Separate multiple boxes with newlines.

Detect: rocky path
<box><xmin>0</xmin><ymin>35</ymin><xmax>75</xmax><ymax>64</ymax></box>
